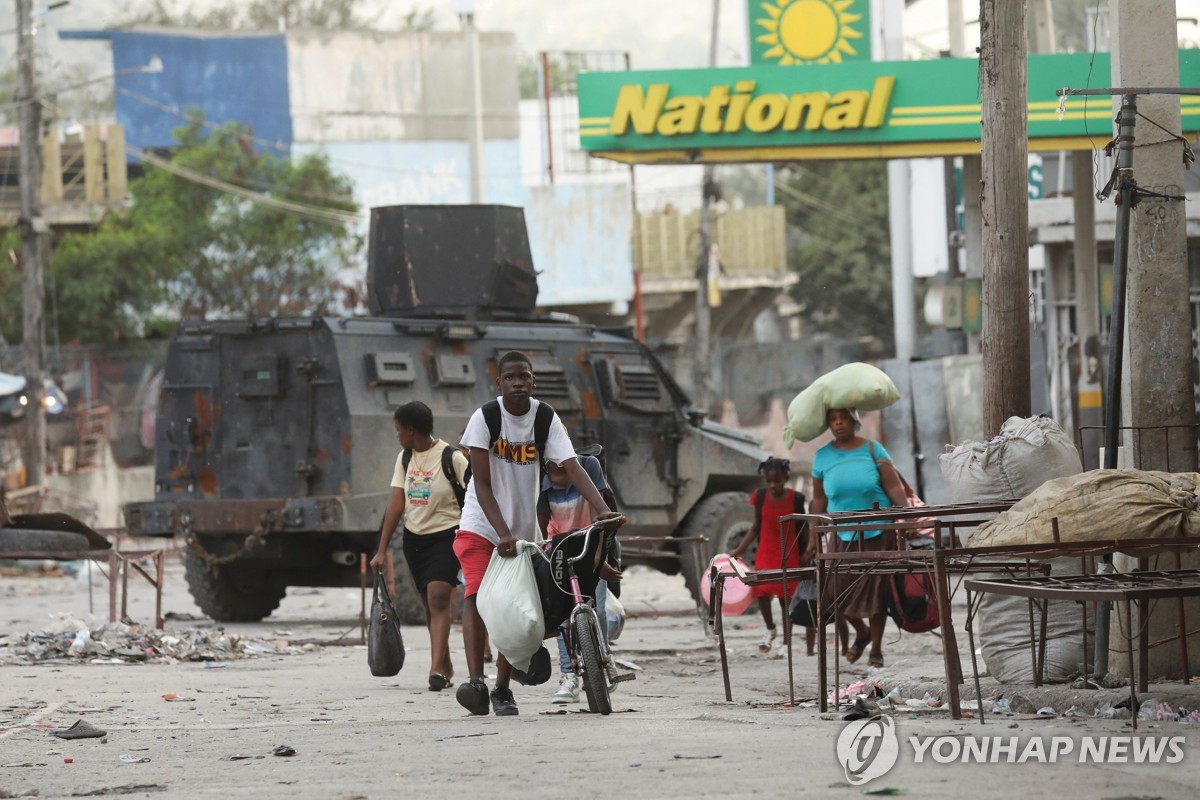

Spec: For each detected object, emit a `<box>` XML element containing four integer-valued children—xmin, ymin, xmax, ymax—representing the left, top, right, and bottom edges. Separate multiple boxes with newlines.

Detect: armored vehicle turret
<box><xmin>125</xmin><ymin>206</ymin><xmax>767</xmax><ymax>622</ymax></box>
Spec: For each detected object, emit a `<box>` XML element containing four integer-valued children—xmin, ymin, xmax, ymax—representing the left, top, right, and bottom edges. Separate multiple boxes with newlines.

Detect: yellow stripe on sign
<box><xmin>891</xmin><ymin>104</ymin><xmax>982</xmax><ymax>115</ymax></box>
<box><xmin>579</xmin><ymin>129</ymin><xmax>611</xmax><ymax>137</ymax></box>
<box><xmin>889</xmin><ymin>115</ymin><xmax>981</xmax><ymax>126</ymax></box>
<box><xmin>579</xmin><ymin>117</ymin><xmax>611</xmax><ymax>126</ymax></box>
<box><xmin>1079</xmin><ymin>390</ymin><xmax>1103</xmax><ymax>410</ymax></box>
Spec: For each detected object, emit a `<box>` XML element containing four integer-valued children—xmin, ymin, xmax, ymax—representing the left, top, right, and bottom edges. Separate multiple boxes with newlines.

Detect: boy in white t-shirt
<box><xmin>453</xmin><ymin>351</ymin><xmax>619</xmax><ymax>717</ymax></box>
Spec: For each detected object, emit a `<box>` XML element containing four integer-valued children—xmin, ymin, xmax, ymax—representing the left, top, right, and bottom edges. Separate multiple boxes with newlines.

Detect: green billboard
<box><xmin>578</xmin><ymin>50</ymin><xmax>1200</xmax><ymax>163</ymax></box>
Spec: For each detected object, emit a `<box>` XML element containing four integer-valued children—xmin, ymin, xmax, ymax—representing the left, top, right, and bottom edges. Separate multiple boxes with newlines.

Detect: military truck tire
<box><xmin>387</xmin><ymin>536</ymin><xmax>433</xmax><ymax>626</ymax></box>
<box><xmin>0</xmin><ymin>529</ymin><xmax>91</xmax><ymax>554</ymax></box>
<box><xmin>184</xmin><ymin>549</ymin><xmax>287</xmax><ymax>622</ymax></box>
<box><xmin>677</xmin><ymin>491</ymin><xmax>757</xmax><ymax>602</ymax></box>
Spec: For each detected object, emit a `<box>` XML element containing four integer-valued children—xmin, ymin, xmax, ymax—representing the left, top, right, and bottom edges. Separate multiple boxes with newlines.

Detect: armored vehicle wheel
<box><xmin>0</xmin><ymin>529</ymin><xmax>91</xmax><ymax>554</ymax></box>
<box><xmin>678</xmin><ymin>492</ymin><xmax>756</xmax><ymax>602</ymax></box>
<box><xmin>184</xmin><ymin>549</ymin><xmax>287</xmax><ymax>622</ymax></box>
<box><xmin>387</xmin><ymin>536</ymin><xmax>435</xmax><ymax>626</ymax></box>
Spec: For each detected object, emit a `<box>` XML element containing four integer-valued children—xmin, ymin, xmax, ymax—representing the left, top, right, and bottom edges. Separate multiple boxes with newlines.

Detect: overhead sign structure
<box><xmin>579</xmin><ymin>51</ymin><xmax>1200</xmax><ymax>163</ymax></box>
<box><xmin>748</xmin><ymin>0</ymin><xmax>872</xmax><ymax>66</ymax></box>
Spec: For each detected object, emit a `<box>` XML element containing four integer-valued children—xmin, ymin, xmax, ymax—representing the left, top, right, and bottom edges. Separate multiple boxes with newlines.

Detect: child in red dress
<box><xmin>729</xmin><ymin>458</ymin><xmax>812</xmax><ymax>655</ymax></box>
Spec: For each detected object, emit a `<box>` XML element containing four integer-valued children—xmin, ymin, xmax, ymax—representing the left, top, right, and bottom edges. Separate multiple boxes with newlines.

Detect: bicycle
<box><xmin>543</xmin><ymin>515</ymin><xmax>629</xmax><ymax>715</ymax></box>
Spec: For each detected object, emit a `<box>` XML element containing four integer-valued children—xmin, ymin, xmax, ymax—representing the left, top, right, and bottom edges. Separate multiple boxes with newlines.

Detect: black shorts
<box><xmin>402</xmin><ymin>527</ymin><xmax>461</xmax><ymax>593</ymax></box>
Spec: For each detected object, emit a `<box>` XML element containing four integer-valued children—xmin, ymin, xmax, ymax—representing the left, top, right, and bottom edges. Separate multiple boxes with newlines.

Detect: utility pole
<box><xmin>883</xmin><ymin>0</ymin><xmax>914</xmax><ymax>362</ymax></box>
<box><xmin>16</xmin><ymin>0</ymin><xmax>47</xmax><ymax>488</ymax></box>
<box><xmin>456</xmin><ymin>0</ymin><xmax>485</xmax><ymax>203</ymax></box>
<box><xmin>1109</xmin><ymin>0</ymin><xmax>1198</xmax><ymax>680</ymax></box>
<box><xmin>979</xmin><ymin>0</ymin><xmax>1032</xmax><ymax>435</ymax></box>
<box><xmin>693</xmin><ymin>0</ymin><xmax>719</xmax><ymax>411</ymax></box>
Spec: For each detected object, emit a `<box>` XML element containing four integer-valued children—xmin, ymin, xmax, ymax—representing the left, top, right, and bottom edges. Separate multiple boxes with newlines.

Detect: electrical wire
<box><xmin>127</xmin><ymin>144</ymin><xmax>363</xmax><ymax>227</ymax></box>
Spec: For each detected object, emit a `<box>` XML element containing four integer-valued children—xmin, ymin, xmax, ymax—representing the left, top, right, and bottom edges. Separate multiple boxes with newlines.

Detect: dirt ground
<box><xmin>3</xmin><ymin>553</ymin><xmax>1200</xmax><ymax>799</ymax></box>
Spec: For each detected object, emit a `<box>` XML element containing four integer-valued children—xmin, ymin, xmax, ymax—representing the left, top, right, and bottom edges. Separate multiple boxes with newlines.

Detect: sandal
<box><xmin>867</xmin><ymin>652</ymin><xmax>884</xmax><ymax>668</ymax></box>
<box><xmin>428</xmin><ymin>673</ymin><xmax>453</xmax><ymax>692</ymax></box>
<box><xmin>845</xmin><ymin>636</ymin><xmax>870</xmax><ymax>664</ymax></box>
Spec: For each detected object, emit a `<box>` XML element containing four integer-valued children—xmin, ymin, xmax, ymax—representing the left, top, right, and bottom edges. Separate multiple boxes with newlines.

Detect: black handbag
<box><xmin>367</xmin><ymin>571</ymin><xmax>406</xmax><ymax>677</ymax></box>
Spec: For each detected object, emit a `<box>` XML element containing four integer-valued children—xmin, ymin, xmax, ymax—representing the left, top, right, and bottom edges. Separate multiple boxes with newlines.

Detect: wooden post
<box><xmin>979</xmin><ymin>0</ymin><xmax>1032</xmax><ymax>435</ymax></box>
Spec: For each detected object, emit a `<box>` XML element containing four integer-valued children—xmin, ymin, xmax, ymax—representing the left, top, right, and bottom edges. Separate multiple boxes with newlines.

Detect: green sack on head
<box><xmin>782</xmin><ymin>363</ymin><xmax>900</xmax><ymax>447</ymax></box>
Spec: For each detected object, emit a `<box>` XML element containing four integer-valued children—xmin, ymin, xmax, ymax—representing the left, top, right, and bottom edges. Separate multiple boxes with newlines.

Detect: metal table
<box><xmin>964</xmin><ymin>567</ymin><xmax>1200</xmax><ymax>730</ymax></box>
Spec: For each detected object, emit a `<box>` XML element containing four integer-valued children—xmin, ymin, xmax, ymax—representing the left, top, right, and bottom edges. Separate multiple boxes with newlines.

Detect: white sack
<box><xmin>941</xmin><ymin>416</ymin><xmax>1087</xmax><ymax>685</ymax></box>
<box><xmin>939</xmin><ymin>415</ymin><xmax>1082</xmax><ymax>503</ymax></box>
<box><xmin>476</xmin><ymin>545</ymin><xmax>545</xmax><ymax>673</ymax></box>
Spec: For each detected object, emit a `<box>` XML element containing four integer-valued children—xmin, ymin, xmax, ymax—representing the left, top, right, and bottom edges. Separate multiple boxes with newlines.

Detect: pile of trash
<box><xmin>826</xmin><ymin>679</ymin><xmax>1200</xmax><ymax>725</ymax></box>
<box><xmin>0</xmin><ymin>614</ymin><xmax>318</xmax><ymax>665</ymax></box>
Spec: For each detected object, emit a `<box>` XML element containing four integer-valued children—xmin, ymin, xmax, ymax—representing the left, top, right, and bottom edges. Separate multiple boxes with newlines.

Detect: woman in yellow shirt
<box><xmin>371</xmin><ymin>402</ymin><xmax>469</xmax><ymax>691</ymax></box>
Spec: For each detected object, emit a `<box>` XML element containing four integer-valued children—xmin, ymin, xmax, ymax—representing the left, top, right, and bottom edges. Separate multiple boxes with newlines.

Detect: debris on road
<box><xmin>50</xmin><ymin>720</ymin><xmax>107</xmax><ymax>740</ymax></box>
<box><xmin>0</xmin><ymin>614</ymin><xmax>318</xmax><ymax>665</ymax></box>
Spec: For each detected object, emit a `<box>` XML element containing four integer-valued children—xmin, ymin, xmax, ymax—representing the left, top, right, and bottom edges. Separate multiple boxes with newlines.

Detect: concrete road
<box><xmin>2</xmin><ymin>556</ymin><xmax>1199</xmax><ymax>799</ymax></box>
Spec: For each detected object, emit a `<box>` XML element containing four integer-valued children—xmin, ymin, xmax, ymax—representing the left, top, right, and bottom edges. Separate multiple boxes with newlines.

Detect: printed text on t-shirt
<box><xmin>493</xmin><ymin>437</ymin><xmax>538</xmax><ymax>465</ymax></box>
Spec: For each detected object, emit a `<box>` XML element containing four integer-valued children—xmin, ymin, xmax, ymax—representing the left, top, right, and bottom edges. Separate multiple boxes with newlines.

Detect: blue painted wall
<box><xmin>65</xmin><ymin>30</ymin><xmax>292</xmax><ymax>155</ymax></box>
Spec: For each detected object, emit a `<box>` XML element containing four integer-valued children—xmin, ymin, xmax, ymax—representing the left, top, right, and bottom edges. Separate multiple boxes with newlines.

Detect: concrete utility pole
<box><xmin>979</xmin><ymin>0</ymin><xmax>1032</xmax><ymax>436</ymax></box>
<box><xmin>1110</xmin><ymin>0</ymin><xmax>1198</xmax><ymax>679</ymax></box>
<box><xmin>692</xmin><ymin>0</ymin><xmax>720</xmax><ymax>411</ymax></box>
<box><xmin>16</xmin><ymin>0</ymin><xmax>47</xmax><ymax>488</ymax></box>
<box><xmin>883</xmin><ymin>0</ymin><xmax>914</xmax><ymax>362</ymax></box>
<box><xmin>456</xmin><ymin>0</ymin><xmax>485</xmax><ymax>203</ymax></box>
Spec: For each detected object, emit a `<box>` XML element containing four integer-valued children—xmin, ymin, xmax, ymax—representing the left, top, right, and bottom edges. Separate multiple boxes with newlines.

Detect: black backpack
<box><xmin>401</xmin><ymin>444</ymin><xmax>470</xmax><ymax>509</ymax></box>
<box><xmin>480</xmin><ymin>398</ymin><xmax>555</xmax><ymax>459</ymax></box>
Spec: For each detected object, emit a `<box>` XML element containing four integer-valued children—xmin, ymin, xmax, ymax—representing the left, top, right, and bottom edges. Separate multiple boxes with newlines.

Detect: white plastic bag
<box><xmin>476</xmin><ymin>543</ymin><xmax>545</xmax><ymax>673</ymax></box>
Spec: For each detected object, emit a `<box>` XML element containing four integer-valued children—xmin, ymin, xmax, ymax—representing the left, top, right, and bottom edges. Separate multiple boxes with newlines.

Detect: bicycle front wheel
<box><xmin>572</xmin><ymin>611</ymin><xmax>612</xmax><ymax>715</ymax></box>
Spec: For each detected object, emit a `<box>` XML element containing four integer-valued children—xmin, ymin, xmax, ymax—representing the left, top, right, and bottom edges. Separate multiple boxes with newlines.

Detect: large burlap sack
<box><xmin>968</xmin><ymin>470</ymin><xmax>1200</xmax><ymax>551</ymax></box>
<box><xmin>940</xmin><ymin>416</ymin><xmax>1082</xmax><ymax>503</ymax></box>
<box><xmin>977</xmin><ymin>557</ymin><xmax>1091</xmax><ymax>684</ymax></box>
<box><xmin>782</xmin><ymin>362</ymin><xmax>899</xmax><ymax>447</ymax></box>
<box><xmin>942</xmin><ymin>416</ymin><xmax>1087</xmax><ymax>685</ymax></box>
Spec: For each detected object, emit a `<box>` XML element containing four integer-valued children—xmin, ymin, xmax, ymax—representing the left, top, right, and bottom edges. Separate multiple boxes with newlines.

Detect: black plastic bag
<box><xmin>788</xmin><ymin>579</ymin><xmax>831</xmax><ymax>628</ymax></box>
<box><xmin>367</xmin><ymin>571</ymin><xmax>406</xmax><ymax>676</ymax></box>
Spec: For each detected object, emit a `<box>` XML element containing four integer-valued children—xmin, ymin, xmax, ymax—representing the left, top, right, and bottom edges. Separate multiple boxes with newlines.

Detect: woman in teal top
<box><xmin>810</xmin><ymin>408</ymin><xmax>908</xmax><ymax>668</ymax></box>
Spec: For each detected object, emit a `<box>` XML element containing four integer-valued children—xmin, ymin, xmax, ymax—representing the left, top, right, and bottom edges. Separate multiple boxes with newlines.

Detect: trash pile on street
<box><xmin>0</xmin><ymin>613</ymin><xmax>319</xmax><ymax>665</ymax></box>
<box><xmin>824</xmin><ymin>679</ymin><xmax>1200</xmax><ymax>724</ymax></box>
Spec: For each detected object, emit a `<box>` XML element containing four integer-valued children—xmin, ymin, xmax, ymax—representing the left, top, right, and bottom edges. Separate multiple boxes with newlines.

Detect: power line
<box><xmin>127</xmin><ymin>144</ymin><xmax>363</xmax><ymax>227</ymax></box>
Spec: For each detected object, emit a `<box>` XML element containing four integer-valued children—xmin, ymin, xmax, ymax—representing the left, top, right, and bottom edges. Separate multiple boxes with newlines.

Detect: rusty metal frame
<box><xmin>965</xmin><ymin>567</ymin><xmax>1200</xmax><ymax>730</ymax></box>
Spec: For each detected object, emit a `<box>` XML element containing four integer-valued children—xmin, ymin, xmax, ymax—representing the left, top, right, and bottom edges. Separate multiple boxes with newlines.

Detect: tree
<box><xmin>0</xmin><ymin>117</ymin><xmax>361</xmax><ymax>343</ymax></box>
<box><xmin>123</xmin><ymin>0</ymin><xmax>379</xmax><ymax>29</ymax></box>
<box><xmin>778</xmin><ymin>160</ymin><xmax>895</xmax><ymax>348</ymax></box>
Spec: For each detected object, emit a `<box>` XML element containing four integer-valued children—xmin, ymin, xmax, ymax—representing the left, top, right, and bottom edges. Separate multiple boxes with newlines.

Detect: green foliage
<box><xmin>0</xmin><ymin>117</ymin><xmax>361</xmax><ymax>344</ymax></box>
<box><xmin>778</xmin><ymin>161</ymin><xmax>895</xmax><ymax>348</ymax></box>
<box><xmin>124</xmin><ymin>0</ymin><xmax>380</xmax><ymax>29</ymax></box>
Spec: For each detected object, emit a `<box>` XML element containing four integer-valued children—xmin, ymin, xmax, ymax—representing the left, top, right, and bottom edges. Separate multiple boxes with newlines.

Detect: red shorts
<box><xmin>453</xmin><ymin>531</ymin><xmax>495</xmax><ymax>598</ymax></box>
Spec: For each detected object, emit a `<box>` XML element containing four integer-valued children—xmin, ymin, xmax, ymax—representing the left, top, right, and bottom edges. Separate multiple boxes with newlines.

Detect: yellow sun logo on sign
<box><xmin>754</xmin><ymin>0</ymin><xmax>867</xmax><ymax>65</ymax></box>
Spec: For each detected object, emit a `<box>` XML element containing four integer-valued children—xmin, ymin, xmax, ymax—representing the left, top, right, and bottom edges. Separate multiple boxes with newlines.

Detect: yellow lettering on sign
<box><xmin>611</xmin><ymin>84</ymin><xmax>670</xmax><ymax>135</ymax></box>
<box><xmin>699</xmin><ymin>85</ymin><xmax>731</xmax><ymax>133</ymax></box>
<box><xmin>823</xmin><ymin>90</ymin><xmax>869</xmax><ymax>130</ymax></box>
<box><xmin>723</xmin><ymin>80</ymin><xmax>757</xmax><ymax>133</ymax></box>
<box><xmin>605</xmin><ymin>75</ymin><xmax>897</xmax><ymax>137</ymax></box>
<box><xmin>745</xmin><ymin>93</ymin><xmax>789</xmax><ymax>133</ymax></box>
<box><xmin>784</xmin><ymin>92</ymin><xmax>831</xmax><ymax>131</ymax></box>
<box><xmin>864</xmin><ymin>76</ymin><xmax>894</xmax><ymax>128</ymax></box>
<box><xmin>657</xmin><ymin>95</ymin><xmax>702</xmax><ymax>136</ymax></box>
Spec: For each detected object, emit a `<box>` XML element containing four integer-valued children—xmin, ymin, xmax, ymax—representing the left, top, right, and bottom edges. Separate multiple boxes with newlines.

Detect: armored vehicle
<box><xmin>125</xmin><ymin>206</ymin><xmax>766</xmax><ymax>622</ymax></box>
